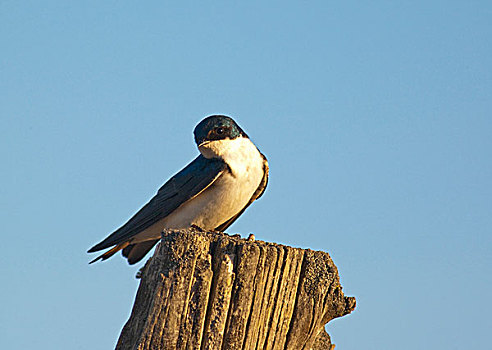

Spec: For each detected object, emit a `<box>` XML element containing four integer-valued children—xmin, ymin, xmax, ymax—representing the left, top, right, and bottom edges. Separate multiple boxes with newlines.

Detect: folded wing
<box><xmin>88</xmin><ymin>155</ymin><xmax>227</xmax><ymax>254</ymax></box>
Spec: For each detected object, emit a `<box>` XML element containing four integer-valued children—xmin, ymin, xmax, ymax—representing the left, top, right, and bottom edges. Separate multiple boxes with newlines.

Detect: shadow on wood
<box><xmin>116</xmin><ymin>229</ymin><xmax>355</xmax><ymax>350</ymax></box>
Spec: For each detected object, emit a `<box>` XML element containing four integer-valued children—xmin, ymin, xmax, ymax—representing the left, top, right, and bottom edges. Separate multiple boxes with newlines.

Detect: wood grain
<box><xmin>115</xmin><ymin>229</ymin><xmax>355</xmax><ymax>350</ymax></box>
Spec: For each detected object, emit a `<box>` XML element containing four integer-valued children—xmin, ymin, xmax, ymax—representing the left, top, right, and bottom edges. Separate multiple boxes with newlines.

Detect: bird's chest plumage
<box><xmin>163</xmin><ymin>137</ymin><xmax>264</xmax><ymax>230</ymax></box>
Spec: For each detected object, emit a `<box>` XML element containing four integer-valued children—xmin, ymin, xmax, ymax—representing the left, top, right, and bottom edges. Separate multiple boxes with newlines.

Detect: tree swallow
<box><xmin>88</xmin><ymin>115</ymin><xmax>269</xmax><ymax>264</ymax></box>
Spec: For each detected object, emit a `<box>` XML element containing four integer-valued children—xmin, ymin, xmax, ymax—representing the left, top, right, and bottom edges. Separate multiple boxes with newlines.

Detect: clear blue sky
<box><xmin>1</xmin><ymin>1</ymin><xmax>490</xmax><ymax>349</ymax></box>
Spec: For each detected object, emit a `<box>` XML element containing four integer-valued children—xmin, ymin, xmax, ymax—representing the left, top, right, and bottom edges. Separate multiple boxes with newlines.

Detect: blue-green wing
<box><xmin>88</xmin><ymin>155</ymin><xmax>227</xmax><ymax>252</ymax></box>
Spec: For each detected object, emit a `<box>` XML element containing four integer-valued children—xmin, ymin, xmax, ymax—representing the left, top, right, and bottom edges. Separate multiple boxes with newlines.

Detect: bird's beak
<box><xmin>198</xmin><ymin>140</ymin><xmax>216</xmax><ymax>159</ymax></box>
<box><xmin>198</xmin><ymin>140</ymin><xmax>211</xmax><ymax>149</ymax></box>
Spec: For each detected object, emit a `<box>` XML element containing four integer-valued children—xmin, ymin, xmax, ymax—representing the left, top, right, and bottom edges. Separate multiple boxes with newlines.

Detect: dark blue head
<box><xmin>194</xmin><ymin>115</ymin><xmax>248</xmax><ymax>146</ymax></box>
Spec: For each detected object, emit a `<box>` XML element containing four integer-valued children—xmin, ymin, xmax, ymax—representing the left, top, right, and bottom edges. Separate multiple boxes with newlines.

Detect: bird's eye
<box><xmin>216</xmin><ymin>127</ymin><xmax>225</xmax><ymax>135</ymax></box>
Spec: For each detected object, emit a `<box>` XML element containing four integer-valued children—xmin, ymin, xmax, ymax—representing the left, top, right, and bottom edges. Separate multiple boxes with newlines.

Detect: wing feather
<box><xmin>88</xmin><ymin>155</ymin><xmax>227</xmax><ymax>252</ymax></box>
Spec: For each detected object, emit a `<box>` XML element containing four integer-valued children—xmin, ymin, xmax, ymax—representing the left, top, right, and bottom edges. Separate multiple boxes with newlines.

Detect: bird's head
<box><xmin>194</xmin><ymin>115</ymin><xmax>249</xmax><ymax>159</ymax></box>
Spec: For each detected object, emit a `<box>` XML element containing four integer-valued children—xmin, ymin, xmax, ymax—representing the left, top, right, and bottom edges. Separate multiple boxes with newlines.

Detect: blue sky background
<box><xmin>1</xmin><ymin>1</ymin><xmax>491</xmax><ymax>349</ymax></box>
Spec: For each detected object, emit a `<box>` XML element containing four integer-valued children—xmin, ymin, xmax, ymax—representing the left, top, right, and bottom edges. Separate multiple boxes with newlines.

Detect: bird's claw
<box><xmin>136</xmin><ymin>267</ymin><xmax>145</xmax><ymax>279</ymax></box>
<box><xmin>135</xmin><ymin>258</ymin><xmax>152</xmax><ymax>279</ymax></box>
<box><xmin>191</xmin><ymin>224</ymin><xmax>207</xmax><ymax>232</ymax></box>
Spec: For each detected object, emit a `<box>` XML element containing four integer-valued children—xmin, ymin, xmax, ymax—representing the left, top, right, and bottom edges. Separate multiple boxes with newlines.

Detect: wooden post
<box><xmin>116</xmin><ymin>229</ymin><xmax>356</xmax><ymax>350</ymax></box>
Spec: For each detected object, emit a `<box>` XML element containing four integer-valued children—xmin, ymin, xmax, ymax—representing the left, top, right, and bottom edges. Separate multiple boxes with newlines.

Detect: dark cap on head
<box><xmin>194</xmin><ymin>115</ymin><xmax>248</xmax><ymax>145</ymax></box>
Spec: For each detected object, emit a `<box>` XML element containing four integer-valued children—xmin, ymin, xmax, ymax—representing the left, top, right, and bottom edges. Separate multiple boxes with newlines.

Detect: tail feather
<box><xmin>122</xmin><ymin>240</ymin><xmax>159</xmax><ymax>265</ymax></box>
<box><xmin>89</xmin><ymin>242</ymin><xmax>130</xmax><ymax>264</ymax></box>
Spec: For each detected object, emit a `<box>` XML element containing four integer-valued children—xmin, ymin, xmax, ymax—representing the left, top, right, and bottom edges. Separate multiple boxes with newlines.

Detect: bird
<box><xmin>88</xmin><ymin>115</ymin><xmax>269</xmax><ymax>264</ymax></box>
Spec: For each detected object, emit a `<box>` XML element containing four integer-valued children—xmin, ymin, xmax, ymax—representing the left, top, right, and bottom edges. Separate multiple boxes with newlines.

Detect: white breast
<box><xmin>132</xmin><ymin>136</ymin><xmax>265</xmax><ymax>243</ymax></box>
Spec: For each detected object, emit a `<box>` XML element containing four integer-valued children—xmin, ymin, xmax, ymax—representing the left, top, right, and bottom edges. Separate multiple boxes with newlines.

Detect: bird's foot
<box><xmin>135</xmin><ymin>258</ymin><xmax>152</xmax><ymax>279</ymax></box>
<box><xmin>190</xmin><ymin>224</ymin><xmax>207</xmax><ymax>233</ymax></box>
<box><xmin>190</xmin><ymin>225</ymin><xmax>223</xmax><ymax>235</ymax></box>
<box><xmin>136</xmin><ymin>267</ymin><xmax>145</xmax><ymax>279</ymax></box>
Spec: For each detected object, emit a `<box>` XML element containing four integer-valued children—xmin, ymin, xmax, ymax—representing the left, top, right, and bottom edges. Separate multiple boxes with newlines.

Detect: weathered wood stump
<box><xmin>116</xmin><ymin>229</ymin><xmax>355</xmax><ymax>350</ymax></box>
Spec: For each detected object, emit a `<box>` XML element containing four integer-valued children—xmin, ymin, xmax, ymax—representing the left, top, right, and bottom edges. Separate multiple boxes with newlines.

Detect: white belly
<box><xmin>132</xmin><ymin>136</ymin><xmax>264</xmax><ymax>243</ymax></box>
<box><xmin>164</xmin><ymin>167</ymin><xmax>262</xmax><ymax>229</ymax></box>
